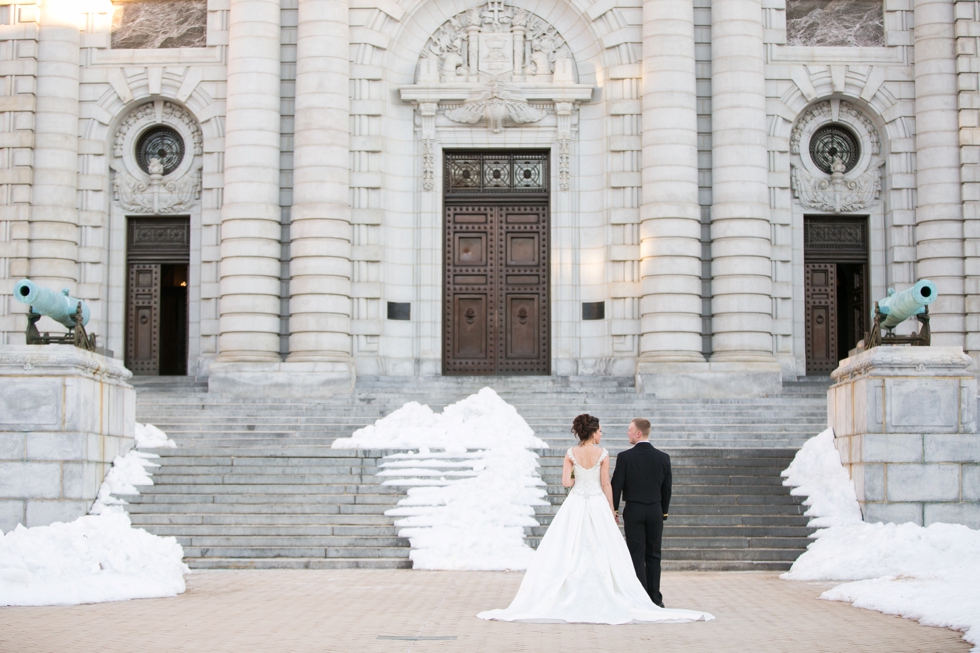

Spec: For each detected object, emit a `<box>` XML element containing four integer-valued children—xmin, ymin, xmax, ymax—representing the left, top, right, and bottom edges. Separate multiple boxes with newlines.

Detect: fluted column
<box><xmin>287</xmin><ymin>0</ymin><xmax>352</xmax><ymax>362</ymax></box>
<box><xmin>914</xmin><ymin>0</ymin><xmax>965</xmax><ymax>347</ymax></box>
<box><xmin>217</xmin><ymin>0</ymin><xmax>282</xmax><ymax>362</ymax></box>
<box><xmin>709</xmin><ymin>0</ymin><xmax>774</xmax><ymax>361</ymax></box>
<box><xmin>29</xmin><ymin>0</ymin><xmax>80</xmax><ymax>290</ymax></box>
<box><xmin>638</xmin><ymin>0</ymin><xmax>705</xmax><ymax>363</ymax></box>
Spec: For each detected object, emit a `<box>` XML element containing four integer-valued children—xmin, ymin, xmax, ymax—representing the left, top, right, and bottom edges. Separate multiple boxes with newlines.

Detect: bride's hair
<box><xmin>571</xmin><ymin>413</ymin><xmax>600</xmax><ymax>443</ymax></box>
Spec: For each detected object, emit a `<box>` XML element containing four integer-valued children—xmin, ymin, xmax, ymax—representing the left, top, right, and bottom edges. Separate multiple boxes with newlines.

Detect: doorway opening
<box><xmin>126</xmin><ymin>217</ymin><xmax>190</xmax><ymax>376</ymax></box>
<box><xmin>442</xmin><ymin>151</ymin><xmax>551</xmax><ymax>375</ymax></box>
<box><xmin>804</xmin><ymin>217</ymin><xmax>868</xmax><ymax>375</ymax></box>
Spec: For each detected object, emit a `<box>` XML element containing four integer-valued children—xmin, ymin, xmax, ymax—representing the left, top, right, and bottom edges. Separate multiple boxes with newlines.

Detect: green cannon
<box><xmin>13</xmin><ymin>279</ymin><xmax>96</xmax><ymax>351</ymax></box>
<box><xmin>866</xmin><ymin>279</ymin><xmax>936</xmax><ymax>348</ymax></box>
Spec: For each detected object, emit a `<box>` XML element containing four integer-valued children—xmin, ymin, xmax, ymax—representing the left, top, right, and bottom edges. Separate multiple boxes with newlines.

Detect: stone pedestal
<box><xmin>636</xmin><ymin>360</ymin><xmax>782</xmax><ymax>398</ymax></box>
<box><xmin>830</xmin><ymin>346</ymin><xmax>979</xmax><ymax>528</ymax></box>
<box><xmin>0</xmin><ymin>345</ymin><xmax>134</xmax><ymax>532</ymax></box>
<box><xmin>207</xmin><ymin>360</ymin><xmax>355</xmax><ymax>398</ymax></box>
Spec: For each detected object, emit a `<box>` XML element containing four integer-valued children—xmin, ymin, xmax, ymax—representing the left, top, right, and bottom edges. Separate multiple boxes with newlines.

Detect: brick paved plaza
<box><xmin>0</xmin><ymin>570</ymin><xmax>967</xmax><ymax>652</ymax></box>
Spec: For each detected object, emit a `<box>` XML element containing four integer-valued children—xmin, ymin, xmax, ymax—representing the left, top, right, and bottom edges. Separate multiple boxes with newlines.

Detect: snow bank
<box><xmin>781</xmin><ymin>428</ymin><xmax>980</xmax><ymax>651</ymax></box>
<box><xmin>135</xmin><ymin>422</ymin><xmax>177</xmax><ymax>448</ymax></box>
<box><xmin>89</xmin><ymin>449</ymin><xmax>159</xmax><ymax>515</ymax></box>
<box><xmin>332</xmin><ymin>387</ymin><xmax>546</xmax><ymax>451</ymax></box>
<box><xmin>335</xmin><ymin>388</ymin><xmax>548</xmax><ymax>570</ymax></box>
<box><xmin>0</xmin><ymin>441</ymin><xmax>189</xmax><ymax>606</ymax></box>
<box><xmin>0</xmin><ymin>512</ymin><xmax>188</xmax><ymax>606</ymax></box>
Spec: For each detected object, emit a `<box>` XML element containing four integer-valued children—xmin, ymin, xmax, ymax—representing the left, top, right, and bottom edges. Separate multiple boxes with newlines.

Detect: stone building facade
<box><xmin>0</xmin><ymin>0</ymin><xmax>976</xmax><ymax>397</ymax></box>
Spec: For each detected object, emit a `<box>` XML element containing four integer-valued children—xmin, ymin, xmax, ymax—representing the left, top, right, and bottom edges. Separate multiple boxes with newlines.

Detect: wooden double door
<box><xmin>443</xmin><ymin>203</ymin><xmax>550</xmax><ymax>375</ymax></box>
<box><xmin>126</xmin><ymin>218</ymin><xmax>189</xmax><ymax>376</ymax></box>
<box><xmin>804</xmin><ymin>217</ymin><xmax>868</xmax><ymax>375</ymax></box>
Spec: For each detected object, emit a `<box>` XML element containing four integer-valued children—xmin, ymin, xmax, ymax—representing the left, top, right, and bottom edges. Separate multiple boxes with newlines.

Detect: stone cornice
<box><xmin>0</xmin><ymin>345</ymin><xmax>133</xmax><ymax>385</ymax></box>
<box><xmin>831</xmin><ymin>346</ymin><xmax>974</xmax><ymax>383</ymax></box>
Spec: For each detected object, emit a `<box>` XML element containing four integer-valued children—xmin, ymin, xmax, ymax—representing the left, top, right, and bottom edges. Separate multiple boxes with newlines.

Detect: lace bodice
<box><xmin>567</xmin><ymin>447</ymin><xmax>607</xmax><ymax>498</ymax></box>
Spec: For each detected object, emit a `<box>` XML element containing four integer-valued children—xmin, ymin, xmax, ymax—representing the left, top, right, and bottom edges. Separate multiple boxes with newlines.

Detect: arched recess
<box><xmin>350</xmin><ymin>0</ymin><xmax>643</xmax><ymax>377</ymax></box>
<box><xmin>80</xmin><ymin>68</ymin><xmax>223</xmax><ymax>375</ymax></box>
<box><xmin>767</xmin><ymin>64</ymin><xmax>914</xmax><ymax>376</ymax></box>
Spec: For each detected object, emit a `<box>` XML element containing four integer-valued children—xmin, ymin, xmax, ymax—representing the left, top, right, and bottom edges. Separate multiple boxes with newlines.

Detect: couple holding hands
<box><xmin>479</xmin><ymin>415</ymin><xmax>714</xmax><ymax>625</ymax></box>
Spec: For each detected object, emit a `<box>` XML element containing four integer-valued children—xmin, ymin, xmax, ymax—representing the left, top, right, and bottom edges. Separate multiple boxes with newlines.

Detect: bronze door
<box><xmin>127</xmin><ymin>263</ymin><xmax>161</xmax><ymax>374</ymax></box>
<box><xmin>126</xmin><ymin>217</ymin><xmax>190</xmax><ymax>375</ymax></box>
<box><xmin>804</xmin><ymin>217</ymin><xmax>869</xmax><ymax>375</ymax></box>
<box><xmin>444</xmin><ymin>204</ymin><xmax>550</xmax><ymax>375</ymax></box>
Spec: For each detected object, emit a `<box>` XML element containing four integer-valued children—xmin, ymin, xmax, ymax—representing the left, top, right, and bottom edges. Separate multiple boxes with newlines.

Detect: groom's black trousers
<box><xmin>622</xmin><ymin>501</ymin><xmax>663</xmax><ymax>605</ymax></box>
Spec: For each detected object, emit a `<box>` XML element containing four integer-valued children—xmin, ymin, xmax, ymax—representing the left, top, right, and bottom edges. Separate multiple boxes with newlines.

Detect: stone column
<box><xmin>709</xmin><ymin>0</ymin><xmax>774</xmax><ymax>363</ymax></box>
<box><xmin>638</xmin><ymin>0</ymin><xmax>704</xmax><ymax>364</ymax></box>
<box><xmin>217</xmin><ymin>0</ymin><xmax>282</xmax><ymax>362</ymax></box>
<box><xmin>287</xmin><ymin>0</ymin><xmax>352</xmax><ymax>362</ymax></box>
<box><xmin>29</xmin><ymin>0</ymin><xmax>80</xmax><ymax>292</ymax></box>
<box><xmin>914</xmin><ymin>0</ymin><xmax>965</xmax><ymax>347</ymax></box>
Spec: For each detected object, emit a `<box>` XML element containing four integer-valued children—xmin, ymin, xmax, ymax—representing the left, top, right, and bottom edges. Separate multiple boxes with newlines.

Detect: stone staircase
<box><xmin>125</xmin><ymin>375</ymin><xmax>829</xmax><ymax>571</ymax></box>
<box><xmin>535</xmin><ymin>448</ymin><xmax>812</xmax><ymax>571</ymax></box>
<box><xmin>126</xmin><ymin>446</ymin><xmax>413</xmax><ymax>569</ymax></box>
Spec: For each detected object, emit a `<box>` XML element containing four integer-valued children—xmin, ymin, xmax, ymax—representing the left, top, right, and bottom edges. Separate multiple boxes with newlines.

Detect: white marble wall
<box><xmin>0</xmin><ymin>0</ymin><xmax>977</xmax><ymax>386</ymax></box>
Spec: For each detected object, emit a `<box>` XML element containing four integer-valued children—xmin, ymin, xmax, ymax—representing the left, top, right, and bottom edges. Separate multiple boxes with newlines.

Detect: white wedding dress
<box><xmin>478</xmin><ymin>447</ymin><xmax>714</xmax><ymax>624</ymax></box>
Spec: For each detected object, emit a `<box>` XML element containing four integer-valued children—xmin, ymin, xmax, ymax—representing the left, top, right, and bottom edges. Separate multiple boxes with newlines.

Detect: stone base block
<box><xmin>208</xmin><ymin>360</ymin><xmax>355</xmax><ymax>398</ymax></box>
<box><xmin>829</xmin><ymin>346</ymin><xmax>977</xmax><ymax>437</ymax></box>
<box><xmin>0</xmin><ymin>345</ymin><xmax>134</xmax><ymax>531</ymax></box>
<box><xmin>636</xmin><ymin>361</ymin><xmax>782</xmax><ymax>398</ymax></box>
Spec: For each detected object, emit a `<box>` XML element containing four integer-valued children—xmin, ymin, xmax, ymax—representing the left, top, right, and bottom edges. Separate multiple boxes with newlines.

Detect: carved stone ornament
<box><xmin>112</xmin><ymin>100</ymin><xmax>203</xmax><ymax>215</ymax></box>
<box><xmin>790</xmin><ymin>99</ymin><xmax>883</xmax><ymax>213</ymax></box>
<box><xmin>792</xmin><ymin>160</ymin><xmax>882</xmax><ymax>213</ymax></box>
<box><xmin>400</xmin><ymin>0</ymin><xmax>593</xmax><ymax>192</ymax></box>
<box><xmin>444</xmin><ymin>79</ymin><xmax>545</xmax><ymax>132</ymax></box>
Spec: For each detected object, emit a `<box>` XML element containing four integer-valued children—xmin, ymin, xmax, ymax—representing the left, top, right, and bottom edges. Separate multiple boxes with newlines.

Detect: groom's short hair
<box><xmin>631</xmin><ymin>418</ymin><xmax>651</xmax><ymax>438</ymax></box>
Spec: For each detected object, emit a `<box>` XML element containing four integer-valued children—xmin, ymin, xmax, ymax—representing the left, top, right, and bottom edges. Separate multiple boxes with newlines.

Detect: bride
<box><xmin>478</xmin><ymin>414</ymin><xmax>714</xmax><ymax>624</ymax></box>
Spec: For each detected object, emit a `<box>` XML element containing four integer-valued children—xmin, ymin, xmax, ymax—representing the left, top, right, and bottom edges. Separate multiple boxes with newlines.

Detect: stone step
<box><xmin>145</xmin><ymin>525</ymin><xmax>399</xmax><ymax>536</ymax></box>
<box><xmin>173</xmin><ymin>535</ymin><xmax>408</xmax><ymax>547</ymax></box>
<box><xmin>534</xmin><ymin>514</ymin><xmax>809</xmax><ymax>527</ymax></box>
<box><xmin>129</xmin><ymin>513</ymin><xmax>394</xmax><ymax>526</ymax></box>
<box><xmin>126</xmin><ymin>501</ymin><xmax>396</xmax><ymax>515</ymax></box>
<box><xmin>139</xmin><ymin>484</ymin><xmax>405</xmax><ymax>496</ymax></box>
<box><xmin>524</xmin><ymin>525</ymin><xmax>812</xmax><ymax>538</ymax></box>
<box><xmin>184</xmin><ymin>557</ymin><xmax>413</xmax><ymax>570</ymax></box>
<box><xmin>180</xmin><ymin>546</ymin><xmax>409</xmax><ymax>559</ymax></box>
<box><xmin>525</xmin><ymin>535</ymin><xmax>813</xmax><ymax>550</ymax></box>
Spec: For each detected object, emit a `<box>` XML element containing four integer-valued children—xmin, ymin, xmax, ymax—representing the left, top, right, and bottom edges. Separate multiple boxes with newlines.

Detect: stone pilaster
<box><xmin>216</xmin><ymin>0</ymin><xmax>282</xmax><ymax>362</ymax></box>
<box><xmin>287</xmin><ymin>0</ymin><xmax>352</xmax><ymax>363</ymax></box>
<box><xmin>709</xmin><ymin>0</ymin><xmax>774</xmax><ymax>363</ymax></box>
<box><xmin>914</xmin><ymin>0</ymin><xmax>966</xmax><ymax>348</ymax></box>
<box><xmin>29</xmin><ymin>0</ymin><xmax>80</xmax><ymax>292</ymax></box>
<box><xmin>637</xmin><ymin>0</ymin><xmax>704</xmax><ymax>364</ymax></box>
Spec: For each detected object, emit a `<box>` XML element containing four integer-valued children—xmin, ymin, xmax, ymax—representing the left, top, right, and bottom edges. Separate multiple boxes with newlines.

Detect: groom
<box><xmin>611</xmin><ymin>418</ymin><xmax>671</xmax><ymax>608</ymax></box>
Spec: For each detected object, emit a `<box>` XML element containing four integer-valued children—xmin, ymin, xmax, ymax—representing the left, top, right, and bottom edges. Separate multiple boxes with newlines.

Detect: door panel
<box><xmin>444</xmin><ymin>203</ymin><xmax>549</xmax><ymax>375</ymax></box>
<box><xmin>127</xmin><ymin>263</ymin><xmax>160</xmax><ymax>375</ymax></box>
<box><xmin>805</xmin><ymin>263</ymin><xmax>837</xmax><ymax>375</ymax></box>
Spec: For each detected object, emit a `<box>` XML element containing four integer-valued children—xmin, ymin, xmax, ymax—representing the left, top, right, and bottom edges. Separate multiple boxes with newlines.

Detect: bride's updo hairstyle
<box><xmin>571</xmin><ymin>413</ymin><xmax>600</xmax><ymax>443</ymax></box>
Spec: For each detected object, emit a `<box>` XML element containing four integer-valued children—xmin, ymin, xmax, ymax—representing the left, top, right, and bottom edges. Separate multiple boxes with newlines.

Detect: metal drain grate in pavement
<box><xmin>377</xmin><ymin>636</ymin><xmax>457</xmax><ymax>641</ymax></box>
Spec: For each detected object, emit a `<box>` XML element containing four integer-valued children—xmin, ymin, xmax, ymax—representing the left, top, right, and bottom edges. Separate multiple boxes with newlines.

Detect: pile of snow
<box><xmin>782</xmin><ymin>428</ymin><xmax>980</xmax><ymax>651</ymax></box>
<box><xmin>0</xmin><ymin>512</ymin><xmax>188</xmax><ymax>606</ymax></box>
<box><xmin>135</xmin><ymin>422</ymin><xmax>177</xmax><ymax>449</ymax></box>
<box><xmin>332</xmin><ymin>387</ymin><xmax>546</xmax><ymax>451</ymax></box>
<box><xmin>334</xmin><ymin>388</ymin><xmax>548</xmax><ymax>570</ymax></box>
<box><xmin>0</xmin><ymin>426</ymin><xmax>189</xmax><ymax>606</ymax></box>
<box><xmin>90</xmin><ymin>449</ymin><xmax>159</xmax><ymax>515</ymax></box>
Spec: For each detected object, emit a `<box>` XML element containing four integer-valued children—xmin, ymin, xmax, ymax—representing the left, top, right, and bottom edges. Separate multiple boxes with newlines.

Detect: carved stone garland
<box><xmin>112</xmin><ymin>101</ymin><xmax>203</xmax><ymax>215</ymax></box>
<box><xmin>790</xmin><ymin>100</ymin><xmax>883</xmax><ymax>214</ymax></box>
<box><xmin>400</xmin><ymin>0</ymin><xmax>594</xmax><ymax>192</ymax></box>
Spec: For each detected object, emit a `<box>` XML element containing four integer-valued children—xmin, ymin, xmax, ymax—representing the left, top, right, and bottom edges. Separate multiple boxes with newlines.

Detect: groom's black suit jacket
<box><xmin>610</xmin><ymin>442</ymin><xmax>672</xmax><ymax>514</ymax></box>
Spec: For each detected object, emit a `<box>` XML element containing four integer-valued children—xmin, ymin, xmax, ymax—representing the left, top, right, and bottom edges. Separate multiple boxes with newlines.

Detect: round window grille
<box><xmin>136</xmin><ymin>126</ymin><xmax>185</xmax><ymax>176</ymax></box>
<box><xmin>809</xmin><ymin>125</ymin><xmax>860</xmax><ymax>174</ymax></box>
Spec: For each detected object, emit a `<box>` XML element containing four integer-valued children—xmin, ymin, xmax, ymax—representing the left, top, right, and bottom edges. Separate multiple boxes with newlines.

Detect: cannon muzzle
<box><xmin>13</xmin><ymin>279</ymin><xmax>90</xmax><ymax>328</ymax></box>
<box><xmin>877</xmin><ymin>279</ymin><xmax>937</xmax><ymax>329</ymax></box>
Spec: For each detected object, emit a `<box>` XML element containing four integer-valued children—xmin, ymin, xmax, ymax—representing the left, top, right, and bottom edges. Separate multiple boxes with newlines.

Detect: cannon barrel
<box><xmin>877</xmin><ymin>279</ymin><xmax>937</xmax><ymax>329</ymax></box>
<box><xmin>13</xmin><ymin>279</ymin><xmax>90</xmax><ymax>328</ymax></box>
